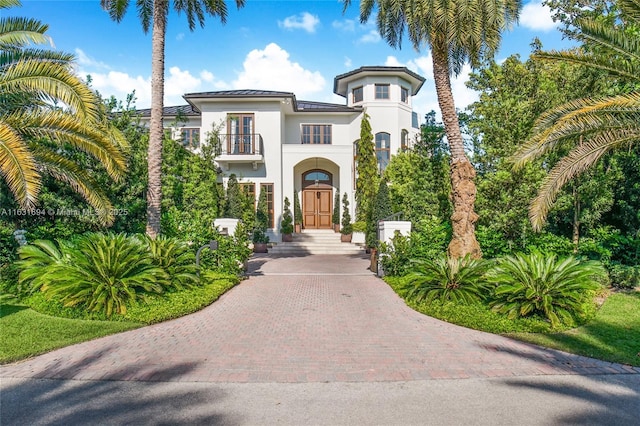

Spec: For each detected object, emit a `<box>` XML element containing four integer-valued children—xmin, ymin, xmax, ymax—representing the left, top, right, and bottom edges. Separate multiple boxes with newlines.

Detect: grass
<box><xmin>386</xmin><ymin>276</ymin><xmax>640</xmax><ymax>366</ymax></box>
<box><xmin>509</xmin><ymin>291</ymin><xmax>640</xmax><ymax>366</ymax></box>
<box><xmin>0</xmin><ymin>305</ymin><xmax>141</xmax><ymax>364</ymax></box>
<box><xmin>0</xmin><ymin>272</ymin><xmax>241</xmax><ymax>364</ymax></box>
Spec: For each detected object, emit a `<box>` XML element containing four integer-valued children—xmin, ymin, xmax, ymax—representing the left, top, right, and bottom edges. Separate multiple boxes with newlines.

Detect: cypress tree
<box><xmin>355</xmin><ymin>112</ymin><xmax>379</xmax><ymax>223</ymax></box>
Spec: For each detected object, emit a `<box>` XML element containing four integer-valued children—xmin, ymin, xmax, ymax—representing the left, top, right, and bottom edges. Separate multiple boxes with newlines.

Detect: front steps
<box><xmin>268</xmin><ymin>229</ymin><xmax>364</xmax><ymax>255</ymax></box>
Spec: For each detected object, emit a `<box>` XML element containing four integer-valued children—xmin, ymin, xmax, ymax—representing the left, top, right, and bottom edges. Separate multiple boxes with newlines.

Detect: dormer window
<box><xmin>375</xmin><ymin>84</ymin><xmax>390</xmax><ymax>99</ymax></box>
<box><xmin>401</xmin><ymin>87</ymin><xmax>409</xmax><ymax>103</ymax></box>
<box><xmin>352</xmin><ymin>86</ymin><xmax>363</xmax><ymax>103</ymax></box>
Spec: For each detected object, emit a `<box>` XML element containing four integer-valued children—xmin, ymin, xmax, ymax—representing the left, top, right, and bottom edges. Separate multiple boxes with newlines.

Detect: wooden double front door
<box><xmin>303</xmin><ymin>189</ymin><xmax>332</xmax><ymax>229</ymax></box>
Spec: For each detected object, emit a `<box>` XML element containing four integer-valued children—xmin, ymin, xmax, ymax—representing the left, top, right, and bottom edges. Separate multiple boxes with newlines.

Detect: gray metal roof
<box><xmin>184</xmin><ymin>89</ymin><xmax>295</xmax><ymax>99</ymax></box>
<box><xmin>138</xmin><ymin>104</ymin><xmax>199</xmax><ymax>117</ymax></box>
<box><xmin>295</xmin><ymin>100</ymin><xmax>360</xmax><ymax>112</ymax></box>
<box><xmin>334</xmin><ymin>66</ymin><xmax>426</xmax><ymax>96</ymax></box>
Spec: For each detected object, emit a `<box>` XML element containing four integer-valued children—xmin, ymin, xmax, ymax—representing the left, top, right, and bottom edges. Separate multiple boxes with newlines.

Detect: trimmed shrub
<box><xmin>606</xmin><ymin>263</ymin><xmax>640</xmax><ymax>289</ymax></box>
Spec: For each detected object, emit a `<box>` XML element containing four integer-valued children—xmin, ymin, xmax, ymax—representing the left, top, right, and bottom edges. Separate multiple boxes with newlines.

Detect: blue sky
<box><xmin>8</xmin><ymin>0</ymin><xmax>576</xmax><ymax>120</ymax></box>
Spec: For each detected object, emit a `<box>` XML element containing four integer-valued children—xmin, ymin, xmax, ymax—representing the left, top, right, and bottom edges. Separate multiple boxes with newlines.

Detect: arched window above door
<box><xmin>303</xmin><ymin>169</ymin><xmax>332</xmax><ymax>188</ymax></box>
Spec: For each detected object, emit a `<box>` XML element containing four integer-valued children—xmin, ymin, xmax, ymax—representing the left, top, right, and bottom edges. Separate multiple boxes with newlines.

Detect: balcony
<box><xmin>214</xmin><ymin>133</ymin><xmax>264</xmax><ymax>170</ymax></box>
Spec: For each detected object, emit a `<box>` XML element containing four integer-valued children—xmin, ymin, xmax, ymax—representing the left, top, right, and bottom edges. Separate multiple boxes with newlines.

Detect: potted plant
<box><xmin>332</xmin><ymin>190</ymin><xmax>340</xmax><ymax>232</ymax></box>
<box><xmin>253</xmin><ymin>191</ymin><xmax>270</xmax><ymax>253</ymax></box>
<box><xmin>293</xmin><ymin>190</ymin><xmax>303</xmax><ymax>233</ymax></box>
<box><xmin>280</xmin><ymin>197</ymin><xmax>294</xmax><ymax>242</ymax></box>
<box><xmin>340</xmin><ymin>192</ymin><xmax>353</xmax><ymax>243</ymax></box>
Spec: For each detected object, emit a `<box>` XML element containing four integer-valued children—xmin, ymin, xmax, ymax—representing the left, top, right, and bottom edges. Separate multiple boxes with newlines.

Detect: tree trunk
<box><xmin>572</xmin><ymin>183</ymin><xmax>580</xmax><ymax>254</ymax></box>
<box><xmin>431</xmin><ymin>47</ymin><xmax>481</xmax><ymax>259</ymax></box>
<box><xmin>145</xmin><ymin>0</ymin><xmax>167</xmax><ymax>238</ymax></box>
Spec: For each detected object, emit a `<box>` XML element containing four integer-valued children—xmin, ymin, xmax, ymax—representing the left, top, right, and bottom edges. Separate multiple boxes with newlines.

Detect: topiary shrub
<box><xmin>401</xmin><ymin>254</ymin><xmax>491</xmax><ymax>304</ymax></box>
<box><xmin>340</xmin><ymin>193</ymin><xmax>352</xmax><ymax>235</ymax></box>
<box><xmin>487</xmin><ymin>252</ymin><xmax>605</xmax><ymax>328</ymax></box>
<box><xmin>280</xmin><ymin>197</ymin><xmax>294</xmax><ymax>235</ymax></box>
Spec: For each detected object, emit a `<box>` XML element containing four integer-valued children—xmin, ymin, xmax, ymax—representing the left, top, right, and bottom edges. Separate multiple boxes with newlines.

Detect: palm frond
<box><xmin>535</xmin><ymin>50</ymin><xmax>639</xmax><ymax>81</ymax></box>
<box><xmin>32</xmin><ymin>149</ymin><xmax>116</xmax><ymax>225</ymax></box>
<box><xmin>13</xmin><ymin>109</ymin><xmax>127</xmax><ymax>180</ymax></box>
<box><xmin>529</xmin><ymin>129</ymin><xmax>638</xmax><ymax>230</ymax></box>
<box><xmin>0</xmin><ymin>17</ymin><xmax>51</xmax><ymax>50</ymax></box>
<box><xmin>0</xmin><ymin>59</ymin><xmax>101</xmax><ymax>121</ymax></box>
<box><xmin>0</xmin><ymin>121</ymin><xmax>40</xmax><ymax>208</ymax></box>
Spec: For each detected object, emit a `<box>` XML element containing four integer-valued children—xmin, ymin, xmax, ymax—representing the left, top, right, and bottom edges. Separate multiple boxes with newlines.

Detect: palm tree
<box><xmin>101</xmin><ymin>0</ymin><xmax>245</xmax><ymax>238</ymax></box>
<box><xmin>512</xmin><ymin>0</ymin><xmax>640</xmax><ymax>231</ymax></box>
<box><xmin>348</xmin><ymin>0</ymin><xmax>522</xmax><ymax>258</ymax></box>
<box><xmin>0</xmin><ymin>0</ymin><xmax>127</xmax><ymax>225</ymax></box>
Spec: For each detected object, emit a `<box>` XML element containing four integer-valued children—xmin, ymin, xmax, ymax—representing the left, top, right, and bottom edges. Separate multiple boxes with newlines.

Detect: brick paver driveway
<box><xmin>2</xmin><ymin>254</ymin><xmax>638</xmax><ymax>383</ymax></box>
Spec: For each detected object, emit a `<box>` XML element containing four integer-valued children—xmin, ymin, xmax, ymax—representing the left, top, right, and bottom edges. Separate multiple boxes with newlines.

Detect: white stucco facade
<box><xmin>141</xmin><ymin>66</ymin><xmax>425</xmax><ymax>240</ymax></box>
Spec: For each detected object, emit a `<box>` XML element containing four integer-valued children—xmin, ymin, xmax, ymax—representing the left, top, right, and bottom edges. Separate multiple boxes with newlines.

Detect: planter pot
<box><xmin>352</xmin><ymin>232</ymin><xmax>365</xmax><ymax>244</ymax></box>
<box><xmin>333</xmin><ymin>224</ymin><xmax>340</xmax><ymax>233</ymax></box>
<box><xmin>282</xmin><ymin>233</ymin><xmax>293</xmax><ymax>242</ymax></box>
<box><xmin>295</xmin><ymin>224</ymin><xmax>301</xmax><ymax>233</ymax></box>
<box><xmin>340</xmin><ymin>233</ymin><xmax>352</xmax><ymax>243</ymax></box>
<box><xmin>253</xmin><ymin>243</ymin><xmax>268</xmax><ymax>253</ymax></box>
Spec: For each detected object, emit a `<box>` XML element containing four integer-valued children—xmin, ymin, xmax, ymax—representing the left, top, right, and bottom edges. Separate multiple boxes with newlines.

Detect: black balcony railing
<box><xmin>215</xmin><ymin>133</ymin><xmax>263</xmax><ymax>156</ymax></box>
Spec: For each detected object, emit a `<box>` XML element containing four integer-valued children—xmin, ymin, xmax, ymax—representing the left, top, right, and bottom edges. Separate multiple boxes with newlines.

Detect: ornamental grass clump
<box><xmin>487</xmin><ymin>251</ymin><xmax>605</xmax><ymax>328</ymax></box>
<box><xmin>402</xmin><ymin>254</ymin><xmax>491</xmax><ymax>304</ymax></box>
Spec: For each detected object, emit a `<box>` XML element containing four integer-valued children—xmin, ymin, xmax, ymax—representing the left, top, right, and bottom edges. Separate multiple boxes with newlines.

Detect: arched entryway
<box><xmin>302</xmin><ymin>169</ymin><xmax>333</xmax><ymax>229</ymax></box>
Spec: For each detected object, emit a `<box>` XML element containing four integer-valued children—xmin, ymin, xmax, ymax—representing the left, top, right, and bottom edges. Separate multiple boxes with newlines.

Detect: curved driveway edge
<box><xmin>1</xmin><ymin>254</ymin><xmax>638</xmax><ymax>383</ymax></box>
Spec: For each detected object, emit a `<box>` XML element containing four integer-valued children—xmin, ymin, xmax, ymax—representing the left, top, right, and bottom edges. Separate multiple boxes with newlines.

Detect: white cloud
<box><xmin>344</xmin><ymin>57</ymin><xmax>352</xmax><ymax>68</ymax></box>
<box><xmin>75</xmin><ymin>48</ymin><xmax>110</xmax><ymax>71</ymax></box>
<box><xmin>176</xmin><ymin>33</ymin><xmax>185</xmax><ymax>41</ymax></box>
<box><xmin>519</xmin><ymin>2</ymin><xmax>557</xmax><ymax>31</ymax></box>
<box><xmin>332</xmin><ymin>19</ymin><xmax>356</xmax><ymax>32</ymax></box>
<box><xmin>232</xmin><ymin>43</ymin><xmax>325</xmax><ymax>98</ymax></box>
<box><xmin>385</xmin><ymin>54</ymin><xmax>479</xmax><ymax>122</ymax></box>
<box><xmin>278</xmin><ymin>12</ymin><xmax>320</xmax><ymax>33</ymax></box>
<box><xmin>200</xmin><ymin>70</ymin><xmax>214</xmax><ymax>82</ymax></box>
<box><xmin>358</xmin><ymin>30</ymin><xmax>381</xmax><ymax>44</ymax></box>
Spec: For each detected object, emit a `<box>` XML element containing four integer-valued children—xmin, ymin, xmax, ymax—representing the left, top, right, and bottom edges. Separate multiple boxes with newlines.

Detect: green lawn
<box><xmin>0</xmin><ymin>273</ymin><xmax>240</xmax><ymax>364</ymax></box>
<box><xmin>509</xmin><ymin>291</ymin><xmax>640</xmax><ymax>366</ymax></box>
<box><xmin>0</xmin><ymin>305</ymin><xmax>141</xmax><ymax>363</ymax></box>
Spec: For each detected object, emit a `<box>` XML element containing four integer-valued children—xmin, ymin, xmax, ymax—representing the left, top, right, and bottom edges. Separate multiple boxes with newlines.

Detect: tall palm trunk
<box><xmin>146</xmin><ymin>0</ymin><xmax>167</xmax><ymax>238</ymax></box>
<box><xmin>432</xmin><ymin>47</ymin><xmax>481</xmax><ymax>259</ymax></box>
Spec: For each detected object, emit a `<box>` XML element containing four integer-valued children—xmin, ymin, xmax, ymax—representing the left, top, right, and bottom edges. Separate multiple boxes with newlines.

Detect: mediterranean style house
<box><xmin>139</xmin><ymin>66</ymin><xmax>425</xmax><ymax>240</ymax></box>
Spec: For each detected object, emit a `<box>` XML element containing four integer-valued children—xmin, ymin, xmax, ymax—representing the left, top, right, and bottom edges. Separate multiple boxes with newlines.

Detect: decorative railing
<box><xmin>214</xmin><ymin>133</ymin><xmax>263</xmax><ymax>156</ymax></box>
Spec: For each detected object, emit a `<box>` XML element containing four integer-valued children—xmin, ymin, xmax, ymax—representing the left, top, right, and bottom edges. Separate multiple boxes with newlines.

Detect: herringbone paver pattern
<box><xmin>1</xmin><ymin>254</ymin><xmax>638</xmax><ymax>383</ymax></box>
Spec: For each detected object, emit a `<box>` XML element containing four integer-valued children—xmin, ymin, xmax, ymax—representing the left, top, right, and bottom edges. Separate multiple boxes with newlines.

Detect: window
<box><xmin>301</xmin><ymin>124</ymin><xmax>332</xmax><ymax>144</ymax></box>
<box><xmin>375</xmin><ymin>84</ymin><xmax>390</xmax><ymax>99</ymax></box>
<box><xmin>240</xmin><ymin>183</ymin><xmax>255</xmax><ymax>208</ymax></box>
<box><xmin>227</xmin><ymin>114</ymin><xmax>254</xmax><ymax>154</ymax></box>
<box><xmin>260</xmin><ymin>183</ymin><xmax>274</xmax><ymax>228</ymax></box>
<box><xmin>401</xmin><ymin>87</ymin><xmax>409</xmax><ymax>103</ymax></box>
<box><xmin>401</xmin><ymin>129</ymin><xmax>409</xmax><ymax>151</ymax></box>
<box><xmin>352</xmin><ymin>86</ymin><xmax>363</xmax><ymax>103</ymax></box>
<box><xmin>181</xmin><ymin>128</ymin><xmax>200</xmax><ymax>148</ymax></box>
<box><xmin>375</xmin><ymin>132</ymin><xmax>391</xmax><ymax>171</ymax></box>
<box><xmin>303</xmin><ymin>170</ymin><xmax>332</xmax><ymax>188</ymax></box>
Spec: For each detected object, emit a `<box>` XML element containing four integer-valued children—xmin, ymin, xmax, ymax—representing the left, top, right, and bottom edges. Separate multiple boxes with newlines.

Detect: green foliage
<box><xmin>280</xmin><ymin>197</ymin><xmax>293</xmax><ymax>235</ymax></box>
<box><xmin>367</xmin><ymin>179</ymin><xmax>392</xmax><ymax>248</ymax></box>
<box><xmin>332</xmin><ymin>190</ymin><xmax>340</xmax><ymax>225</ymax></box>
<box><xmin>351</xmin><ymin>221</ymin><xmax>367</xmax><ymax>233</ymax></box>
<box><xmin>355</xmin><ymin>113</ymin><xmax>379</xmax><ymax>222</ymax></box>
<box><xmin>340</xmin><ymin>193</ymin><xmax>352</xmax><ymax>234</ymax></box>
<box><xmin>293</xmin><ymin>190</ymin><xmax>303</xmax><ymax>226</ymax></box>
<box><xmin>253</xmin><ymin>190</ymin><xmax>270</xmax><ymax>243</ymax></box>
<box><xmin>384</xmin><ymin>151</ymin><xmax>449</xmax><ymax>224</ymax></box>
<box><xmin>386</xmin><ymin>276</ymin><xmax>555</xmax><ymax>334</ymax></box>
<box><xmin>143</xmin><ymin>235</ymin><xmax>198</xmax><ymax>290</ymax></box>
<box><xmin>224</xmin><ymin>174</ymin><xmax>244</xmax><ymax>219</ymax></box>
<box><xmin>488</xmin><ymin>252</ymin><xmax>605</xmax><ymax>328</ymax></box>
<box><xmin>606</xmin><ymin>263</ymin><xmax>640</xmax><ymax>289</ymax></box>
<box><xmin>401</xmin><ymin>255</ymin><xmax>491</xmax><ymax>304</ymax></box>
<box><xmin>18</xmin><ymin>233</ymin><xmax>167</xmax><ymax>317</ymax></box>
<box><xmin>379</xmin><ymin>217</ymin><xmax>450</xmax><ymax>276</ymax></box>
